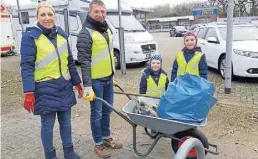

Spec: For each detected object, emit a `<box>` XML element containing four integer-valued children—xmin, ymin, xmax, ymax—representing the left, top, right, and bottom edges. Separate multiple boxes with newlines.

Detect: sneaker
<box><xmin>95</xmin><ymin>144</ymin><xmax>111</xmax><ymax>158</ymax></box>
<box><xmin>103</xmin><ymin>138</ymin><xmax>123</xmax><ymax>149</ymax></box>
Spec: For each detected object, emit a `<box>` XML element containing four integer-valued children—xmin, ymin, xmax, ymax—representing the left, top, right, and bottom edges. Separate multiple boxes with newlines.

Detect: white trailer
<box><xmin>0</xmin><ymin>4</ymin><xmax>16</xmax><ymax>55</ymax></box>
<box><xmin>12</xmin><ymin>0</ymin><xmax>159</xmax><ymax>68</ymax></box>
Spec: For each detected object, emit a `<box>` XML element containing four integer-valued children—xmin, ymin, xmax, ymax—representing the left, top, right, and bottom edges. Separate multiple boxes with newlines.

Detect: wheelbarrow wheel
<box><xmin>171</xmin><ymin>129</ymin><xmax>209</xmax><ymax>159</ymax></box>
<box><xmin>144</xmin><ymin>127</ymin><xmax>159</xmax><ymax>139</ymax></box>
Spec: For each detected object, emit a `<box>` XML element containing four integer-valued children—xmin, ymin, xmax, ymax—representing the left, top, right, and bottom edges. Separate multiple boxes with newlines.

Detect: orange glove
<box><xmin>75</xmin><ymin>84</ymin><xmax>83</xmax><ymax>99</ymax></box>
<box><xmin>24</xmin><ymin>92</ymin><xmax>35</xmax><ymax>113</ymax></box>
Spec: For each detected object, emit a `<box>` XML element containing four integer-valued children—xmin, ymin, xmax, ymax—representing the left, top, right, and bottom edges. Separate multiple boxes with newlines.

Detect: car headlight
<box><xmin>233</xmin><ymin>49</ymin><xmax>258</xmax><ymax>59</ymax></box>
<box><xmin>124</xmin><ymin>35</ymin><xmax>135</xmax><ymax>43</ymax></box>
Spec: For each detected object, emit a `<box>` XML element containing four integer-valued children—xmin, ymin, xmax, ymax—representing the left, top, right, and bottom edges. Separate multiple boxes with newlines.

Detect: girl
<box><xmin>171</xmin><ymin>32</ymin><xmax>208</xmax><ymax>82</ymax></box>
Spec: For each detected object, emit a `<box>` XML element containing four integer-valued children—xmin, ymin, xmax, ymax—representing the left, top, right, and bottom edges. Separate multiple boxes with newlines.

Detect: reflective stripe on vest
<box><xmin>146</xmin><ymin>72</ymin><xmax>167</xmax><ymax>97</ymax></box>
<box><xmin>34</xmin><ymin>33</ymin><xmax>70</xmax><ymax>82</ymax></box>
<box><xmin>86</xmin><ymin>28</ymin><xmax>115</xmax><ymax>79</ymax></box>
<box><xmin>176</xmin><ymin>51</ymin><xmax>203</xmax><ymax>77</ymax></box>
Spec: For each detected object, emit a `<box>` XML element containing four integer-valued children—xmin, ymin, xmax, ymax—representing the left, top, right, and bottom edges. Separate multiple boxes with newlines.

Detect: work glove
<box><xmin>23</xmin><ymin>92</ymin><xmax>35</xmax><ymax>113</ymax></box>
<box><xmin>82</xmin><ymin>87</ymin><xmax>96</xmax><ymax>101</ymax></box>
<box><xmin>75</xmin><ymin>84</ymin><xmax>83</xmax><ymax>99</ymax></box>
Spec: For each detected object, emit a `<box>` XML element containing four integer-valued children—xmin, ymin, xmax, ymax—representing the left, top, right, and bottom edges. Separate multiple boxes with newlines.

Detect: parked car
<box><xmin>169</xmin><ymin>26</ymin><xmax>188</xmax><ymax>37</ymax></box>
<box><xmin>196</xmin><ymin>23</ymin><xmax>258</xmax><ymax>78</ymax></box>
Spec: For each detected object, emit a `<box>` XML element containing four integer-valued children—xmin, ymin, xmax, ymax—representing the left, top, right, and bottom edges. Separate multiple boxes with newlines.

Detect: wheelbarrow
<box><xmin>94</xmin><ymin>85</ymin><xmax>219</xmax><ymax>159</ymax></box>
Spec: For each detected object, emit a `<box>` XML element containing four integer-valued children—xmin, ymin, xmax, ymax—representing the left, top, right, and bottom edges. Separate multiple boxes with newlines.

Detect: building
<box><xmin>132</xmin><ymin>7</ymin><xmax>154</xmax><ymax>28</ymax></box>
<box><xmin>145</xmin><ymin>16</ymin><xmax>194</xmax><ymax>32</ymax></box>
<box><xmin>192</xmin><ymin>7</ymin><xmax>219</xmax><ymax>24</ymax></box>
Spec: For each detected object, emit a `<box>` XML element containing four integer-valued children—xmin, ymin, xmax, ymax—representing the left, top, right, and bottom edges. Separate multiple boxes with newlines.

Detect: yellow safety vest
<box><xmin>176</xmin><ymin>51</ymin><xmax>203</xmax><ymax>77</ymax></box>
<box><xmin>34</xmin><ymin>33</ymin><xmax>70</xmax><ymax>82</ymax></box>
<box><xmin>146</xmin><ymin>72</ymin><xmax>167</xmax><ymax>97</ymax></box>
<box><xmin>86</xmin><ymin>28</ymin><xmax>115</xmax><ymax>79</ymax></box>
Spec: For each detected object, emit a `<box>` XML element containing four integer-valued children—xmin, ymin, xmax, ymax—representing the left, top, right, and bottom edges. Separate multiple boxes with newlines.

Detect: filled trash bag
<box><xmin>157</xmin><ymin>73</ymin><xmax>217</xmax><ymax>124</ymax></box>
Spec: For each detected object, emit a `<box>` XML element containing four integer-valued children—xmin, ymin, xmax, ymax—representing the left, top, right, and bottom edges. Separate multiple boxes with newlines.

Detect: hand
<box><xmin>75</xmin><ymin>84</ymin><xmax>83</xmax><ymax>99</ymax></box>
<box><xmin>24</xmin><ymin>92</ymin><xmax>35</xmax><ymax>113</ymax></box>
<box><xmin>82</xmin><ymin>87</ymin><xmax>96</xmax><ymax>101</ymax></box>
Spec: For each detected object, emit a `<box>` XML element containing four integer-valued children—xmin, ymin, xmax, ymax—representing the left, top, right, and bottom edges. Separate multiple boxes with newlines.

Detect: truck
<box><xmin>12</xmin><ymin>0</ymin><xmax>159</xmax><ymax>68</ymax></box>
<box><xmin>1</xmin><ymin>4</ymin><xmax>16</xmax><ymax>56</ymax></box>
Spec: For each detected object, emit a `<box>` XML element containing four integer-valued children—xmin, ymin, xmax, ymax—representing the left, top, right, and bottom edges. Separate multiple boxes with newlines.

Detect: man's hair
<box><xmin>89</xmin><ymin>0</ymin><xmax>106</xmax><ymax>12</ymax></box>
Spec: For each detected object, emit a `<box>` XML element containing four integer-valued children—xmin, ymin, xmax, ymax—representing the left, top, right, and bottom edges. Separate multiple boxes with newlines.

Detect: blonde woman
<box><xmin>20</xmin><ymin>2</ymin><xmax>81</xmax><ymax>159</ymax></box>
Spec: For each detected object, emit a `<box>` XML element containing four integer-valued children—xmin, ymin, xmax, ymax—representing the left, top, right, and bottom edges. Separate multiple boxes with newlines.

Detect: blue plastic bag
<box><xmin>157</xmin><ymin>73</ymin><xmax>217</xmax><ymax>124</ymax></box>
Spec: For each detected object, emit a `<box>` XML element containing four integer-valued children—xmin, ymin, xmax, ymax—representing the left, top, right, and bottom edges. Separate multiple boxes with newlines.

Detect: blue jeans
<box><xmin>40</xmin><ymin>108</ymin><xmax>73</xmax><ymax>152</ymax></box>
<box><xmin>90</xmin><ymin>79</ymin><xmax>114</xmax><ymax>145</ymax></box>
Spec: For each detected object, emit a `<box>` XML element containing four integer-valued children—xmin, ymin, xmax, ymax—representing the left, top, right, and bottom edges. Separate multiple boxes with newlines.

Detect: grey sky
<box><xmin>3</xmin><ymin>0</ymin><xmax>208</xmax><ymax>7</ymax></box>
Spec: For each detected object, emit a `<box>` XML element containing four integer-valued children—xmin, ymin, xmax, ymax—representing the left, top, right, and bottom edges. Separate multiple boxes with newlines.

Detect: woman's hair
<box><xmin>36</xmin><ymin>1</ymin><xmax>55</xmax><ymax>16</ymax></box>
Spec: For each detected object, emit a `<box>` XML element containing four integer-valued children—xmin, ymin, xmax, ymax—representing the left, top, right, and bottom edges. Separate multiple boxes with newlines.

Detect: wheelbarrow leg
<box><xmin>132</xmin><ymin>125</ymin><xmax>163</xmax><ymax>157</ymax></box>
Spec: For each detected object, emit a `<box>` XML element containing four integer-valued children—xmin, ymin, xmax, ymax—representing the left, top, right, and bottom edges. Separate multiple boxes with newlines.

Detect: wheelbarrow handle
<box><xmin>114</xmin><ymin>91</ymin><xmax>161</xmax><ymax>99</ymax></box>
<box><xmin>95</xmin><ymin>97</ymin><xmax>135</xmax><ymax>126</ymax></box>
<box><xmin>114</xmin><ymin>84</ymin><xmax>132</xmax><ymax>100</ymax></box>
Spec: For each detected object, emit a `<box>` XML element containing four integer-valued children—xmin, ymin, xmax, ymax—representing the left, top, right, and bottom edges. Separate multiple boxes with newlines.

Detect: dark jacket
<box><xmin>77</xmin><ymin>16</ymin><xmax>113</xmax><ymax>87</ymax></box>
<box><xmin>20</xmin><ymin>24</ymin><xmax>81</xmax><ymax>115</ymax></box>
<box><xmin>170</xmin><ymin>47</ymin><xmax>208</xmax><ymax>82</ymax></box>
<box><xmin>139</xmin><ymin>67</ymin><xmax>169</xmax><ymax>94</ymax></box>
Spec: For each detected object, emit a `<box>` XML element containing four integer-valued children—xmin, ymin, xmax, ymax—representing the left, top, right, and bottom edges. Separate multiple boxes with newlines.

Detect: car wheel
<box><xmin>219</xmin><ymin>55</ymin><xmax>226</xmax><ymax>79</ymax></box>
<box><xmin>114</xmin><ymin>50</ymin><xmax>121</xmax><ymax>69</ymax></box>
<box><xmin>219</xmin><ymin>55</ymin><xmax>234</xmax><ymax>80</ymax></box>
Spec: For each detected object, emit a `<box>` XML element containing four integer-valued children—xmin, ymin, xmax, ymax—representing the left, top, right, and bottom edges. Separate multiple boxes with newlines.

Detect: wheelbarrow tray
<box><xmin>122</xmin><ymin>99</ymin><xmax>207</xmax><ymax>135</ymax></box>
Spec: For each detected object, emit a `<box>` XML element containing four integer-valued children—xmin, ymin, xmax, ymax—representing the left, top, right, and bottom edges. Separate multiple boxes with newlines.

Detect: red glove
<box><xmin>75</xmin><ymin>84</ymin><xmax>83</xmax><ymax>99</ymax></box>
<box><xmin>24</xmin><ymin>92</ymin><xmax>35</xmax><ymax>113</ymax></box>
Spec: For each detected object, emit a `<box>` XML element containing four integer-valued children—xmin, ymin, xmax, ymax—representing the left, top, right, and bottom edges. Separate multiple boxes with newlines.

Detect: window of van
<box><xmin>21</xmin><ymin>12</ymin><xmax>29</xmax><ymax>24</ymax></box>
<box><xmin>107</xmin><ymin>13</ymin><xmax>145</xmax><ymax>32</ymax></box>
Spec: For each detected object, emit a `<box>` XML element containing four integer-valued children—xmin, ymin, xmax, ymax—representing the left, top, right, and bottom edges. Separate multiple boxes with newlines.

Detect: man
<box><xmin>76</xmin><ymin>0</ymin><xmax>122</xmax><ymax>158</ymax></box>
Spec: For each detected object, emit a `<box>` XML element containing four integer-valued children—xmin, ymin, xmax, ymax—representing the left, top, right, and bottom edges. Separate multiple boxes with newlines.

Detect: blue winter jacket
<box><xmin>170</xmin><ymin>47</ymin><xmax>208</xmax><ymax>82</ymax></box>
<box><xmin>20</xmin><ymin>24</ymin><xmax>81</xmax><ymax>115</ymax></box>
<box><xmin>139</xmin><ymin>67</ymin><xmax>169</xmax><ymax>94</ymax></box>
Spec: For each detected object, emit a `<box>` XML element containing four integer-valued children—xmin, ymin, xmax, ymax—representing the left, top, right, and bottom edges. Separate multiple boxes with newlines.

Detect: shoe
<box><xmin>63</xmin><ymin>146</ymin><xmax>80</xmax><ymax>159</ymax></box>
<box><xmin>103</xmin><ymin>138</ymin><xmax>123</xmax><ymax>149</ymax></box>
<box><xmin>95</xmin><ymin>144</ymin><xmax>111</xmax><ymax>158</ymax></box>
<box><xmin>45</xmin><ymin>149</ymin><xmax>58</xmax><ymax>159</ymax></box>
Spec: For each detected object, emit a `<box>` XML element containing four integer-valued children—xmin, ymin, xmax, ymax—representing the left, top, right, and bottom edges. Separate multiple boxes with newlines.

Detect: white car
<box><xmin>197</xmin><ymin>23</ymin><xmax>258</xmax><ymax>78</ymax></box>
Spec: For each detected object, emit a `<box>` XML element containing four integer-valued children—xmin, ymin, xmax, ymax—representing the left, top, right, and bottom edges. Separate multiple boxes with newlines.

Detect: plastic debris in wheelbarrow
<box><xmin>157</xmin><ymin>73</ymin><xmax>218</xmax><ymax>125</ymax></box>
<box><xmin>132</xmin><ymin>97</ymin><xmax>159</xmax><ymax>117</ymax></box>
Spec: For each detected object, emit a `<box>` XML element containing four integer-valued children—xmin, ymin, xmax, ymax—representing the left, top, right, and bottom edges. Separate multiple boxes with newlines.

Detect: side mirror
<box><xmin>207</xmin><ymin>37</ymin><xmax>219</xmax><ymax>44</ymax></box>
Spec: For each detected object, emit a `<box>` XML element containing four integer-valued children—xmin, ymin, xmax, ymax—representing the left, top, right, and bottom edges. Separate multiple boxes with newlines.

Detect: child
<box><xmin>171</xmin><ymin>32</ymin><xmax>208</xmax><ymax>82</ymax></box>
<box><xmin>139</xmin><ymin>55</ymin><xmax>169</xmax><ymax>97</ymax></box>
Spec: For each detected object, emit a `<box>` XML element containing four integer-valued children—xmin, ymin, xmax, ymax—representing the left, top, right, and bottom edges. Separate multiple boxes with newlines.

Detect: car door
<box><xmin>197</xmin><ymin>27</ymin><xmax>208</xmax><ymax>58</ymax></box>
<box><xmin>204</xmin><ymin>27</ymin><xmax>221</xmax><ymax>68</ymax></box>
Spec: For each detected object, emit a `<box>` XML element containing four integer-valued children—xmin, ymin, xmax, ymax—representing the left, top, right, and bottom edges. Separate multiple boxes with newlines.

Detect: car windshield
<box><xmin>174</xmin><ymin>26</ymin><xmax>186</xmax><ymax>31</ymax></box>
<box><xmin>219</xmin><ymin>26</ymin><xmax>258</xmax><ymax>41</ymax></box>
<box><xmin>107</xmin><ymin>13</ymin><xmax>146</xmax><ymax>32</ymax></box>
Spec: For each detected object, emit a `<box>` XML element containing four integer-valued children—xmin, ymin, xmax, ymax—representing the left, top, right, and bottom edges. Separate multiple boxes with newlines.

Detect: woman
<box><xmin>20</xmin><ymin>2</ymin><xmax>82</xmax><ymax>159</ymax></box>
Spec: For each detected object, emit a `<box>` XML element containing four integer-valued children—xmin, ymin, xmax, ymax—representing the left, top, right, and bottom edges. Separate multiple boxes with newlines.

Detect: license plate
<box><xmin>146</xmin><ymin>54</ymin><xmax>151</xmax><ymax>59</ymax></box>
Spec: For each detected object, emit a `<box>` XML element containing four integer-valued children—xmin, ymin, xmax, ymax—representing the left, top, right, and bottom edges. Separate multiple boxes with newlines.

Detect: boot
<box><xmin>63</xmin><ymin>145</ymin><xmax>80</xmax><ymax>159</ymax></box>
<box><xmin>45</xmin><ymin>149</ymin><xmax>58</xmax><ymax>159</ymax></box>
<box><xmin>95</xmin><ymin>144</ymin><xmax>111</xmax><ymax>158</ymax></box>
<box><xmin>103</xmin><ymin>138</ymin><xmax>123</xmax><ymax>149</ymax></box>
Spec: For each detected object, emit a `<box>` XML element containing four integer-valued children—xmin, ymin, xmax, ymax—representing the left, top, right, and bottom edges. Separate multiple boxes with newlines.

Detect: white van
<box><xmin>0</xmin><ymin>4</ymin><xmax>16</xmax><ymax>56</ymax></box>
<box><xmin>12</xmin><ymin>0</ymin><xmax>159</xmax><ymax>68</ymax></box>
